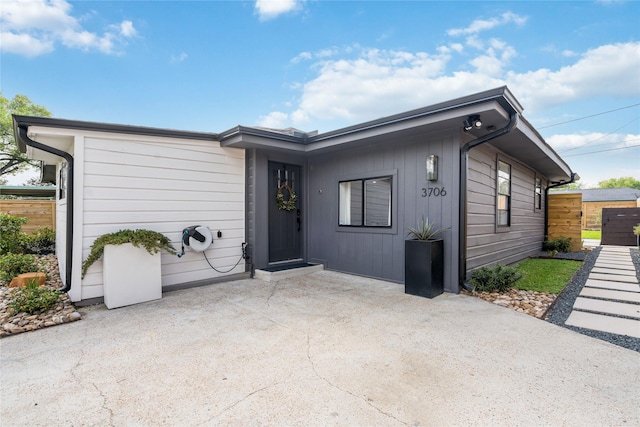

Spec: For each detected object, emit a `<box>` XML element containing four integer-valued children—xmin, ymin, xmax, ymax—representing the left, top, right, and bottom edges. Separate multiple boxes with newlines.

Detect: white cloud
<box><xmin>269</xmin><ymin>41</ymin><xmax>639</xmax><ymax>129</ymax></box>
<box><xmin>118</xmin><ymin>20</ymin><xmax>137</xmax><ymax>38</ymax></box>
<box><xmin>506</xmin><ymin>42</ymin><xmax>640</xmax><ymax>111</ymax></box>
<box><xmin>447</xmin><ymin>12</ymin><xmax>527</xmax><ymax>37</ymax></box>
<box><xmin>257</xmin><ymin>111</ymin><xmax>290</xmax><ymax>128</ymax></box>
<box><xmin>547</xmin><ymin>132</ymin><xmax>640</xmax><ymax>151</ymax></box>
<box><xmin>0</xmin><ymin>0</ymin><xmax>137</xmax><ymax>56</ymax></box>
<box><xmin>0</xmin><ymin>32</ymin><xmax>54</xmax><ymax>57</ymax></box>
<box><xmin>254</xmin><ymin>0</ymin><xmax>301</xmax><ymax>21</ymax></box>
<box><xmin>171</xmin><ymin>52</ymin><xmax>188</xmax><ymax>63</ymax></box>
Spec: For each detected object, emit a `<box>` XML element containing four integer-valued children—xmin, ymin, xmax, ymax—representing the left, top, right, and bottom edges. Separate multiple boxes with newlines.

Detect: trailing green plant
<box><xmin>633</xmin><ymin>223</ymin><xmax>640</xmax><ymax>236</ymax></box>
<box><xmin>9</xmin><ymin>279</ymin><xmax>61</xmax><ymax>314</ymax></box>
<box><xmin>469</xmin><ymin>265</ymin><xmax>523</xmax><ymax>293</ymax></box>
<box><xmin>406</xmin><ymin>216</ymin><xmax>447</xmax><ymax>241</ymax></box>
<box><xmin>82</xmin><ymin>229</ymin><xmax>177</xmax><ymax>278</ymax></box>
<box><xmin>542</xmin><ymin>236</ymin><xmax>572</xmax><ymax>254</ymax></box>
<box><xmin>21</xmin><ymin>227</ymin><xmax>56</xmax><ymax>255</ymax></box>
<box><xmin>0</xmin><ymin>253</ymin><xmax>42</xmax><ymax>283</ymax></box>
<box><xmin>0</xmin><ymin>213</ymin><xmax>27</xmax><ymax>255</ymax></box>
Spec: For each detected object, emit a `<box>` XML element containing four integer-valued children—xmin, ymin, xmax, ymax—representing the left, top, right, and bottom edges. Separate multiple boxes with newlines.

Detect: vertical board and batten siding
<box><xmin>547</xmin><ymin>193</ymin><xmax>582</xmax><ymax>251</ymax></box>
<box><xmin>80</xmin><ymin>134</ymin><xmax>245</xmax><ymax>300</ymax></box>
<box><xmin>306</xmin><ymin>130</ymin><xmax>460</xmax><ymax>292</ymax></box>
<box><xmin>466</xmin><ymin>144</ymin><xmax>547</xmax><ymax>272</ymax></box>
<box><xmin>0</xmin><ymin>200</ymin><xmax>56</xmax><ymax>234</ymax></box>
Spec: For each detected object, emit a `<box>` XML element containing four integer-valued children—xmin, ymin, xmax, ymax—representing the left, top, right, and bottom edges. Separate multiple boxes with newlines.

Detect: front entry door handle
<box><xmin>297</xmin><ymin>209</ymin><xmax>301</xmax><ymax>231</ymax></box>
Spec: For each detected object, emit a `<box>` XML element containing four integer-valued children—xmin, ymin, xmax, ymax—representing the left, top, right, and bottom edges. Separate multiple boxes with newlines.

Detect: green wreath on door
<box><xmin>276</xmin><ymin>183</ymin><xmax>297</xmax><ymax>211</ymax></box>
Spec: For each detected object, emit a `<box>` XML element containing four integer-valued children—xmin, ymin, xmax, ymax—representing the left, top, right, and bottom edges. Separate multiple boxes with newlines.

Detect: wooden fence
<box><xmin>0</xmin><ymin>200</ymin><xmax>56</xmax><ymax>234</ymax></box>
<box><xmin>582</xmin><ymin>200</ymin><xmax>637</xmax><ymax>229</ymax></box>
<box><xmin>601</xmin><ymin>207</ymin><xmax>640</xmax><ymax>246</ymax></box>
<box><xmin>547</xmin><ymin>193</ymin><xmax>582</xmax><ymax>251</ymax></box>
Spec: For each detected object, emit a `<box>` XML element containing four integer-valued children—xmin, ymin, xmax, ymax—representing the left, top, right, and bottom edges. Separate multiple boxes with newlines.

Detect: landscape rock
<box><xmin>1</xmin><ymin>254</ymin><xmax>81</xmax><ymax>338</ymax></box>
<box><xmin>9</xmin><ymin>272</ymin><xmax>47</xmax><ymax>288</ymax></box>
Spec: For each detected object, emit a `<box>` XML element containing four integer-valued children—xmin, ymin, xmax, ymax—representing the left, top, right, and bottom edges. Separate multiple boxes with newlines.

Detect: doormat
<box><xmin>261</xmin><ymin>263</ymin><xmax>315</xmax><ymax>272</ymax></box>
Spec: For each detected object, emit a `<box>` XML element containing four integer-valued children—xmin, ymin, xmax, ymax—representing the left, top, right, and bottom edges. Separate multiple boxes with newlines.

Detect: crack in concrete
<box><xmin>69</xmin><ymin>349</ymin><xmax>114</xmax><ymax>426</ymax></box>
<box><xmin>305</xmin><ymin>333</ymin><xmax>407</xmax><ymax>426</ymax></box>
<box><xmin>199</xmin><ymin>384</ymin><xmax>275</xmax><ymax>425</ymax></box>
<box><xmin>266</xmin><ymin>282</ymin><xmax>279</xmax><ymax>306</ymax></box>
<box><xmin>91</xmin><ymin>381</ymin><xmax>115</xmax><ymax>427</ymax></box>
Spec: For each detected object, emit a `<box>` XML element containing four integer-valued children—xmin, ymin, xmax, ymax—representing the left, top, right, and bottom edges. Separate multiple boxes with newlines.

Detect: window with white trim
<box><xmin>497</xmin><ymin>161</ymin><xmax>511</xmax><ymax>226</ymax></box>
<box><xmin>535</xmin><ymin>177</ymin><xmax>542</xmax><ymax>210</ymax></box>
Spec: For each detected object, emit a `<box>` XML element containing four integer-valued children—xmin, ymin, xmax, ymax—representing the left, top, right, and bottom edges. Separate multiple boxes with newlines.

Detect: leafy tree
<box><xmin>597</xmin><ymin>177</ymin><xmax>640</xmax><ymax>190</ymax></box>
<box><xmin>549</xmin><ymin>180</ymin><xmax>585</xmax><ymax>191</ymax></box>
<box><xmin>0</xmin><ymin>93</ymin><xmax>52</xmax><ymax>178</ymax></box>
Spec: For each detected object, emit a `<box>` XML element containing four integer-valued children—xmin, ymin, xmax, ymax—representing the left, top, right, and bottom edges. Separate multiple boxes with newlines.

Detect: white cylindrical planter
<box><xmin>103</xmin><ymin>243</ymin><xmax>162</xmax><ymax>309</ymax></box>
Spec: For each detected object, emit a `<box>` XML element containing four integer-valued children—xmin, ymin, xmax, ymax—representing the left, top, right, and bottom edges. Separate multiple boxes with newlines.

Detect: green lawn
<box><xmin>514</xmin><ymin>258</ymin><xmax>582</xmax><ymax>294</ymax></box>
<box><xmin>582</xmin><ymin>230</ymin><xmax>601</xmax><ymax>239</ymax></box>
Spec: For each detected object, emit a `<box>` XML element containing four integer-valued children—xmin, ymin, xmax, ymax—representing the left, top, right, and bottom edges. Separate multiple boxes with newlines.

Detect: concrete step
<box><xmin>584</xmin><ymin>279</ymin><xmax>640</xmax><ymax>293</ymax></box>
<box><xmin>600</xmin><ymin>246</ymin><xmax>631</xmax><ymax>251</ymax></box>
<box><xmin>573</xmin><ymin>297</ymin><xmax>640</xmax><ymax>319</ymax></box>
<box><xmin>579</xmin><ymin>287</ymin><xmax>640</xmax><ymax>303</ymax></box>
<box><xmin>254</xmin><ymin>264</ymin><xmax>324</xmax><ymax>282</ymax></box>
<box><xmin>595</xmin><ymin>255</ymin><xmax>633</xmax><ymax>262</ymax></box>
<box><xmin>566</xmin><ymin>311</ymin><xmax>640</xmax><ymax>338</ymax></box>
<box><xmin>588</xmin><ymin>273</ymin><xmax>639</xmax><ymax>284</ymax></box>
<box><xmin>594</xmin><ymin>262</ymin><xmax>636</xmax><ymax>271</ymax></box>
<box><xmin>590</xmin><ymin>267</ymin><xmax>637</xmax><ymax>276</ymax></box>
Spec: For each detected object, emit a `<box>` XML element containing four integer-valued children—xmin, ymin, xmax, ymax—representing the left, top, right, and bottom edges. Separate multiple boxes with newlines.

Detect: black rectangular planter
<box><xmin>404</xmin><ymin>239</ymin><xmax>444</xmax><ymax>298</ymax></box>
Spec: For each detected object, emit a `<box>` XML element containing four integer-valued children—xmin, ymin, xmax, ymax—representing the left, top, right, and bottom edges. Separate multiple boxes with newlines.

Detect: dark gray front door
<box><xmin>269</xmin><ymin>162</ymin><xmax>302</xmax><ymax>263</ymax></box>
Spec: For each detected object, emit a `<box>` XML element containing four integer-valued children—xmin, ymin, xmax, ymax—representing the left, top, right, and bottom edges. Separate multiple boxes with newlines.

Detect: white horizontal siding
<box><xmin>80</xmin><ymin>134</ymin><xmax>245</xmax><ymax>300</ymax></box>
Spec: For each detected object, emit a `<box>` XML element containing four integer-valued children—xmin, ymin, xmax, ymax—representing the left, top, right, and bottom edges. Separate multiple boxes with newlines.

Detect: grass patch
<box><xmin>514</xmin><ymin>258</ymin><xmax>582</xmax><ymax>294</ymax></box>
<box><xmin>582</xmin><ymin>230</ymin><xmax>601</xmax><ymax>240</ymax></box>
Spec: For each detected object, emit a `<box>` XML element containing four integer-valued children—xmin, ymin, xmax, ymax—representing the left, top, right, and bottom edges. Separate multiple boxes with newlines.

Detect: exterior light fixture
<box><xmin>426</xmin><ymin>154</ymin><xmax>438</xmax><ymax>181</ymax></box>
<box><xmin>463</xmin><ymin>115</ymin><xmax>482</xmax><ymax>131</ymax></box>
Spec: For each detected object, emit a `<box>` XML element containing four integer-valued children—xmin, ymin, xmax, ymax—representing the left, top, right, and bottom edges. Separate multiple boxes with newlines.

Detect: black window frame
<box><xmin>338</xmin><ymin>175</ymin><xmax>393</xmax><ymax>229</ymax></box>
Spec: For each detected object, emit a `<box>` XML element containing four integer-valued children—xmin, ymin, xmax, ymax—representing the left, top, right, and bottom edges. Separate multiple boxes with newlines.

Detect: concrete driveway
<box><xmin>2</xmin><ymin>270</ymin><xmax>639</xmax><ymax>426</ymax></box>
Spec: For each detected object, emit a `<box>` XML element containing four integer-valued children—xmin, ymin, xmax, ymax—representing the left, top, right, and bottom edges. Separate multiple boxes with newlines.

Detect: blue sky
<box><xmin>1</xmin><ymin>0</ymin><xmax>639</xmax><ymax>186</ymax></box>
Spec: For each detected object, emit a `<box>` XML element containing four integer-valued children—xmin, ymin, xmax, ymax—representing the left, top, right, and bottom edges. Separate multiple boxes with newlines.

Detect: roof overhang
<box><xmin>0</xmin><ymin>185</ymin><xmax>56</xmax><ymax>198</ymax></box>
<box><xmin>219</xmin><ymin>86</ymin><xmax>573</xmax><ymax>182</ymax></box>
<box><xmin>13</xmin><ymin>115</ymin><xmax>218</xmax><ymax>164</ymax></box>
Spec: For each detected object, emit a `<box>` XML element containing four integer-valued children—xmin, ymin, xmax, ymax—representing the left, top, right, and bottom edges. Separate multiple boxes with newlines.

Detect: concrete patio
<box><xmin>2</xmin><ymin>270</ymin><xmax>639</xmax><ymax>426</ymax></box>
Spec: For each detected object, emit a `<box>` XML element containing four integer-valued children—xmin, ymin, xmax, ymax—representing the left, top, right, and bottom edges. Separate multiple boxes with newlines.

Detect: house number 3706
<box><xmin>421</xmin><ymin>187</ymin><xmax>447</xmax><ymax>197</ymax></box>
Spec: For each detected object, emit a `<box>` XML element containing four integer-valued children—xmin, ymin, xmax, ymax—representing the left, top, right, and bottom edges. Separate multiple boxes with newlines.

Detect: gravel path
<box><xmin>545</xmin><ymin>247</ymin><xmax>640</xmax><ymax>352</ymax></box>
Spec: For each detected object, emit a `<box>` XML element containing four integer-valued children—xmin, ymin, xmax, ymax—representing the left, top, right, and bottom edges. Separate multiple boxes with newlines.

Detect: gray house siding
<box><xmin>466</xmin><ymin>143</ymin><xmax>547</xmax><ymax>273</ymax></box>
<box><xmin>306</xmin><ymin>130</ymin><xmax>461</xmax><ymax>292</ymax></box>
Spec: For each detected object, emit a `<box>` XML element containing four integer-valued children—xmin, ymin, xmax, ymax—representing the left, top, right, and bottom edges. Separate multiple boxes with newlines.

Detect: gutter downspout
<box><xmin>544</xmin><ymin>173</ymin><xmax>579</xmax><ymax>241</ymax></box>
<box><xmin>458</xmin><ymin>111</ymin><xmax>518</xmax><ymax>292</ymax></box>
<box><xmin>17</xmin><ymin>126</ymin><xmax>74</xmax><ymax>293</ymax></box>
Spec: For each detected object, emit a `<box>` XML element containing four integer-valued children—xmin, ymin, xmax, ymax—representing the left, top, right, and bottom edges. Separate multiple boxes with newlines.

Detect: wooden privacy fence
<box><xmin>601</xmin><ymin>207</ymin><xmax>640</xmax><ymax>246</ymax></box>
<box><xmin>0</xmin><ymin>200</ymin><xmax>56</xmax><ymax>234</ymax></box>
<box><xmin>547</xmin><ymin>193</ymin><xmax>582</xmax><ymax>251</ymax></box>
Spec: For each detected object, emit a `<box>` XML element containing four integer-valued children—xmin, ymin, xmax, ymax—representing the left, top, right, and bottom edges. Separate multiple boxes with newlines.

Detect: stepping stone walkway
<box><xmin>566</xmin><ymin>246</ymin><xmax>640</xmax><ymax>338</ymax></box>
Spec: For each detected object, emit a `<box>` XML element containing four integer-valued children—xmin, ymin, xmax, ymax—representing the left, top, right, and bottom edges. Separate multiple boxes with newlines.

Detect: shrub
<box><xmin>21</xmin><ymin>227</ymin><xmax>56</xmax><ymax>255</ymax></box>
<box><xmin>0</xmin><ymin>213</ymin><xmax>27</xmax><ymax>255</ymax></box>
<box><xmin>0</xmin><ymin>253</ymin><xmax>42</xmax><ymax>283</ymax></box>
<box><xmin>9</xmin><ymin>279</ymin><xmax>60</xmax><ymax>314</ymax></box>
<box><xmin>469</xmin><ymin>265</ymin><xmax>523</xmax><ymax>293</ymax></box>
<box><xmin>82</xmin><ymin>229</ymin><xmax>177</xmax><ymax>278</ymax></box>
<box><xmin>542</xmin><ymin>237</ymin><xmax>572</xmax><ymax>253</ymax></box>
